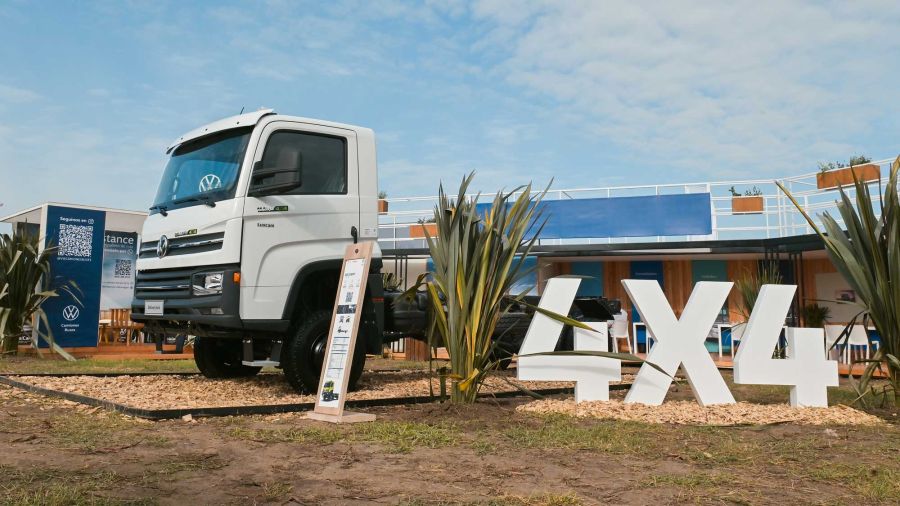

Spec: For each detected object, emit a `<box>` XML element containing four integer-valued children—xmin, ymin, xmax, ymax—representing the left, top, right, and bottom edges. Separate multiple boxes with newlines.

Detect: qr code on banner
<box><xmin>114</xmin><ymin>259</ymin><xmax>132</xmax><ymax>278</ymax></box>
<box><xmin>59</xmin><ymin>224</ymin><xmax>93</xmax><ymax>258</ymax></box>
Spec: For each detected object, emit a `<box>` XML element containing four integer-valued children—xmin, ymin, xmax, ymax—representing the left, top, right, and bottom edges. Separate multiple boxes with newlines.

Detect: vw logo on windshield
<box><xmin>157</xmin><ymin>235</ymin><xmax>169</xmax><ymax>258</ymax></box>
<box><xmin>62</xmin><ymin>305</ymin><xmax>80</xmax><ymax>321</ymax></box>
<box><xmin>199</xmin><ymin>174</ymin><xmax>222</xmax><ymax>192</ymax></box>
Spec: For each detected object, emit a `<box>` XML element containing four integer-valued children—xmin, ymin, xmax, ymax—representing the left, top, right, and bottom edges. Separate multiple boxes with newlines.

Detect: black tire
<box><xmin>193</xmin><ymin>336</ymin><xmax>262</xmax><ymax>378</ymax></box>
<box><xmin>283</xmin><ymin>310</ymin><xmax>367</xmax><ymax>393</ymax></box>
<box><xmin>491</xmin><ymin>312</ymin><xmax>530</xmax><ymax>370</ymax></box>
<box><xmin>489</xmin><ymin>343</ymin><xmax>515</xmax><ymax>370</ymax></box>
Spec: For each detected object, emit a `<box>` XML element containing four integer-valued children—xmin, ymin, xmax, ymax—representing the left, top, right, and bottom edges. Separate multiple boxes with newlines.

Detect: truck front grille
<box><xmin>135</xmin><ymin>268</ymin><xmax>193</xmax><ymax>299</ymax></box>
<box><xmin>139</xmin><ymin>232</ymin><xmax>225</xmax><ymax>259</ymax></box>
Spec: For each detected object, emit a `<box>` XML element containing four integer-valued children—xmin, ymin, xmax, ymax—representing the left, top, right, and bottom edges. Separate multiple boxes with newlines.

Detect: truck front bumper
<box><xmin>131</xmin><ymin>263</ymin><xmax>288</xmax><ymax>335</ymax></box>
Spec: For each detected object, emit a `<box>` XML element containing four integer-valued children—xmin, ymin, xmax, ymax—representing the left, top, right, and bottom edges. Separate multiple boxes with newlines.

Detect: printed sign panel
<box><xmin>39</xmin><ymin>205</ymin><xmax>106</xmax><ymax>348</ymax></box>
<box><xmin>100</xmin><ymin>231</ymin><xmax>138</xmax><ymax>310</ymax></box>
<box><xmin>318</xmin><ymin>258</ymin><xmax>365</xmax><ymax>408</ymax></box>
<box><xmin>314</xmin><ymin>242</ymin><xmax>373</xmax><ymax>416</ymax></box>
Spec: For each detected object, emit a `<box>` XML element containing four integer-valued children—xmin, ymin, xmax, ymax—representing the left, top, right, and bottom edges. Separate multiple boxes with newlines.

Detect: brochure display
<box><xmin>309</xmin><ymin>241</ymin><xmax>376</xmax><ymax>424</ymax></box>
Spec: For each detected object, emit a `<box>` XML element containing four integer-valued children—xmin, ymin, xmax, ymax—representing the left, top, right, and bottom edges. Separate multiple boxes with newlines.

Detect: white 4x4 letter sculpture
<box><xmin>517</xmin><ymin>277</ymin><xmax>621</xmax><ymax>402</ymax></box>
<box><xmin>623</xmin><ymin>280</ymin><xmax>736</xmax><ymax>406</ymax></box>
<box><xmin>733</xmin><ymin>285</ymin><xmax>838</xmax><ymax>407</ymax></box>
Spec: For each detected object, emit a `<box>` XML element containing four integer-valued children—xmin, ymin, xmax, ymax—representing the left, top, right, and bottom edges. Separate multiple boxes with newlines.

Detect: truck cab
<box><xmin>132</xmin><ymin>110</ymin><xmax>386</xmax><ymax>392</ymax></box>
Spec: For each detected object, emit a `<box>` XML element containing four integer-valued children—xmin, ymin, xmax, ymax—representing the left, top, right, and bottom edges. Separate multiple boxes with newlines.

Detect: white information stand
<box><xmin>308</xmin><ymin>242</ymin><xmax>376</xmax><ymax>424</ymax></box>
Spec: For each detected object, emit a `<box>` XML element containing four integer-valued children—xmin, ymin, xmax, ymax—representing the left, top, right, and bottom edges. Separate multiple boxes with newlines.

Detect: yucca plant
<box><xmin>734</xmin><ymin>262</ymin><xmax>783</xmax><ymax>320</ymax></box>
<box><xmin>733</xmin><ymin>262</ymin><xmax>786</xmax><ymax>357</ymax></box>
<box><xmin>778</xmin><ymin>156</ymin><xmax>900</xmax><ymax>403</ymax></box>
<box><xmin>407</xmin><ymin>173</ymin><xmax>653</xmax><ymax>404</ymax></box>
<box><xmin>382</xmin><ymin>272</ymin><xmax>403</xmax><ymax>292</ymax></box>
<box><xmin>800</xmin><ymin>303</ymin><xmax>831</xmax><ymax>329</ymax></box>
<box><xmin>402</xmin><ymin>174</ymin><xmax>546</xmax><ymax>402</ymax></box>
<box><xmin>0</xmin><ymin>233</ymin><xmax>76</xmax><ymax>360</ymax></box>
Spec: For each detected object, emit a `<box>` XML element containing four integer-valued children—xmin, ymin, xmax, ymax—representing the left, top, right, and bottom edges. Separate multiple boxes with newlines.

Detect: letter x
<box><xmin>623</xmin><ymin>280</ymin><xmax>736</xmax><ymax>406</ymax></box>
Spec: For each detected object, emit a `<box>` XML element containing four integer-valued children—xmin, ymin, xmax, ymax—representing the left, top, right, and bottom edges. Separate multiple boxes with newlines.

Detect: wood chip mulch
<box><xmin>516</xmin><ymin>398</ymin><xmax>884</xmax><ymax>426</ymax></box>
<box><xmin>12</xmin><ymin>371</ymin><xmax>634</xmax><ymax>411</ymax></box>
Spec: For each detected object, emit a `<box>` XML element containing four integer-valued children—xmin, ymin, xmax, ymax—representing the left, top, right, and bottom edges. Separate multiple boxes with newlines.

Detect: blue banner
<box><xmin>477</xmin><ymin>193</ymin><xmax>712</xmax><ymax>239</ymax></box>
<box><xmin>40</xmin><ymin>205</ymin><xmax>106</xmax><ymax>348</ymax></box>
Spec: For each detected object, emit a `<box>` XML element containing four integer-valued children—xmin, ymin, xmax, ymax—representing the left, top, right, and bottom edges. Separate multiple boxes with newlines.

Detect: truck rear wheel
<box><xmin>193</xmin><ymin>336</ymin><xmax>262</xmax><ymax>378</ymax></box>
<box><xmin>283</xmin><ymin>310</ymin><xmax>366</xmax><ymax>393</ymax></box>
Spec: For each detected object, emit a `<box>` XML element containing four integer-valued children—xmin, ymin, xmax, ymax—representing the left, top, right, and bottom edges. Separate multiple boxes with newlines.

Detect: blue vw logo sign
<box><xmin>62</xmin><ymin>305</ymin><xmax>80</xmax><ymax>321</ymax></box>
<box><xmin>157</xmin><ymin>235</ymin><xmax>169</xmax><ymax>258</ymax></box>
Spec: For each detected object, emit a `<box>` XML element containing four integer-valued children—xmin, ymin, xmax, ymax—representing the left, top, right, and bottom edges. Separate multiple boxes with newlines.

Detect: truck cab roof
<box><xmin>166</xmin><ymin>109</ymin><xmax>373</xmax><ymax>153</ymax></box>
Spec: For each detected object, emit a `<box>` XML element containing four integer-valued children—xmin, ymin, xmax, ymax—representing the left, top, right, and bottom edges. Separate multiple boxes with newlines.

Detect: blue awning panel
<box><xmin>477</xmin><ymin>193</ymin><xmax>712</xmax><ymax>239</ymax></box>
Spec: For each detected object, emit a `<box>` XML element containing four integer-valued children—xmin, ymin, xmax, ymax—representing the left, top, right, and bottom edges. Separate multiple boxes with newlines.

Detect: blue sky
<box><xmin>1</xmin><ymin>0</ymin><xmax>899</xmax><ymax>216</ymax></box>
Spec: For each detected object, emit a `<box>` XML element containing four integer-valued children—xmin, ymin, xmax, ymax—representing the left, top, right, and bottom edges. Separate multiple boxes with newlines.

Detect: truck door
<box><xmin>241</xmin><ymin>121</ymin><xmax>359</xmax><ymax>320</ymax></box>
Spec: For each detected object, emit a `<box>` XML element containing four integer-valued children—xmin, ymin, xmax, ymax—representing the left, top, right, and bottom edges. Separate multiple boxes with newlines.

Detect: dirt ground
<box><xmin>1</xmin><ymin>363</ymin><xmax>898</xmax><ymax>505</ymax></box>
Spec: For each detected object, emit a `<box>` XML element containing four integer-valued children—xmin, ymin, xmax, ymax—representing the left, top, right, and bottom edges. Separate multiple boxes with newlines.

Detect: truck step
<box><xmin>242</xmin><ymin>360</ymin><xmax>280</xmax><ymax>367</ymax></box>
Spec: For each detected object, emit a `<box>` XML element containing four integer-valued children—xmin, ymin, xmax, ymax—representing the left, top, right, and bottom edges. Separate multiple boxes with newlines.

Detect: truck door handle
<box><xmin>351</xmin><ymin>226</ymin><xmax>358</xmax><ymax>244</ymax></box>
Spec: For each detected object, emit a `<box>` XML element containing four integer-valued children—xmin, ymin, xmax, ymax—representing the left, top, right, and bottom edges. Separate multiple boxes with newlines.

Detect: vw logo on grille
<box><xmin>199</xmin><ymin>174</ymin><xmax>222</xmax><ymax>192</ymax></box>
<box><xmin>62</xmin><ymin>305</ymin><xmax>80</xmax><ymax>321</ymax></box>
<box><xmin>157</xmin><ymin>235</ymin><xmax>170</xmax><ymax>258</ymax></box>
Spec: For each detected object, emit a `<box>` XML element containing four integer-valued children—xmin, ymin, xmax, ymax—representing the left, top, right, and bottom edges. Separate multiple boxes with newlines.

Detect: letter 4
<box><xmin>733</xmin><ymin>285</ymin><xmax>838</xmax><ymax>407</ymax></box>
<box><xmin>517</xmin><ymin>277</ymin><xmax>621</xmax><ymax>402</ymax></box>
<box><xmin>623</xmin><ymin>280</ymin><xmax>736</xmax><ymax>406</ymax></box>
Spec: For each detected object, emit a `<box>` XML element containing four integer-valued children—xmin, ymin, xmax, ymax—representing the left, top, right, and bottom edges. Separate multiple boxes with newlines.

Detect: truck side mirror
<box><xmin>248</xmin><ymin>154</ymin><xmax>302</xmax><ymax>197</ymax></box>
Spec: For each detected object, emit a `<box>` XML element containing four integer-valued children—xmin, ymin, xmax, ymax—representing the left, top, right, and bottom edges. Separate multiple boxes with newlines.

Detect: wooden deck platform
<box><xmin>17</xmin><ymin>343</ymin><xmax>194</xmax><ymax>360</ymax></box>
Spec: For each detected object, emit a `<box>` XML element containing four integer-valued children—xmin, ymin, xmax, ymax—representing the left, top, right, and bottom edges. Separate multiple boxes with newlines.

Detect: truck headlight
<box><xmin>192</xmin><ymin>272</ymin><xmax>224</xmax><ymax>296</ymax></box>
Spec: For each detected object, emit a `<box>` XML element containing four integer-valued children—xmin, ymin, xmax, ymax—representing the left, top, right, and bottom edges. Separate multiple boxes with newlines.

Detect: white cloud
<box><xmin>0</xmin><ymin>84</ymin><xmax>40</xmax><ymax>104</ymax></box>
<box><xmin>472</xmin><ymin>0</ymin><xmax>900</xmax><ymax>180</ymax></box>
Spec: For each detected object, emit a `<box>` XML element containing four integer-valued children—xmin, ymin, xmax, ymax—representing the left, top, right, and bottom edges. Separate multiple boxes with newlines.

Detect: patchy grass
<box><xmin>0</xmin><ymin>357</ymin><xmax>198</xmax><ymax>375</ymax></box>
<box><xmin>399</xmin><ymin>494</ymin><xmax>581</xmax><ymax>506</ymax></box>
<box><xmin>648</xmin><ymin>471</ymin><xmax>731</xmax><ymax>489</ymax></box>
<box><xmin>148</xmin><ymin>453</ymin><xmax>227</xmax><ymax>477</ymax></box>
<box><xmin>260</xmin><ymin>481</ymin><xmax>293</xmax><ymax>502</ymax></box>
<box><xmin>225</xmin><ymin>424</ymin><xmax>344</xmax><ymax>445</ymax></box>
<box><xmin>0</xmin><ymin>465</ymin><xmax>152</xmax><ymax>505</ymax></box>
<box><xmin>225</xmin><ymin>420</ymin><xmax>460</xmax><ymax>454</ymax></box>
<box><xmin>351</xmin><ymin>420</ymin><xmax>458</xmax><ymax>453</ymax></box>
<box><xmin>44</xmin><ymin>411</ymin><xmax>169</xmax><ymax>452</ymax></box>
<box><xmin>497</xmin><ymin>415</ymin><xmax>664</xmax><ymax>456</ymax></box>
<box><xmin>809</xmin><ymin>464</ymin><xmax>900</xmax><ymax>502</ymax></box>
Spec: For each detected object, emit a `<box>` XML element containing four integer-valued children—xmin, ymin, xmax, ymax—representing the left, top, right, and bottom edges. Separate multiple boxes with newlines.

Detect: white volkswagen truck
<box><xmin>130</xmin><ymin>109</ymin><xmax>432</xmax><ymax>393</ymax></box>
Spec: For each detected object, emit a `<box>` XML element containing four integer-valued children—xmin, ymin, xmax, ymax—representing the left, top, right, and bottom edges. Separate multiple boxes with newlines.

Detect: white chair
<box><xmin>824</xmin><ymin>325</ymin><xmax>846</xmax><ymax>362</ymax></box>
<box><xmin>729</xmin><ymin>323</ymin><xmax>747</xmax><ymax>358</ymax></box>
<box><xmin>844</xmin><ymin>324</ymin><xmax>871</xmax><ymax>364</ymax></box>
<box><xmin>609</xmin><ymin>312</ymin><xmax>631</xmax><ymax>353</ymax></box>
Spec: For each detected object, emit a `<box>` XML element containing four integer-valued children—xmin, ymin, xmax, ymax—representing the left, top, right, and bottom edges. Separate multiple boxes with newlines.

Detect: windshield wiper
<box><xmin>149</xmin><ymin>204</ymin><xmax>168</xmax><ymax>216</ymax></box>
<box><xmin>172</xmin><ymin>194</ymin><xmax>217</xmax><ymax>207</ymax></box>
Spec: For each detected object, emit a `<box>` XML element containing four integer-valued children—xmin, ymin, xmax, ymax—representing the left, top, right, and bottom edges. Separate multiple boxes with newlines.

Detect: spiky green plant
<box><xmin>382</xmin><ymin>272</ymin><xmax>403</xmax><ymax>292</ymax></box>
<box><xmin>407</xmin><ymin>173</ymin><xmax>654</xmax><ymax>403</ymax></box>
<box><xmin>734</xmin><ymin>262</ymin><xmax>783</xmax><ymax>321</ymax></box>
<box><xmin>408</xmin><ymin>174</ymin><xmax>549</xmax><ymax>402</ymax></box>
<box><xmin>778</xmin><ymin>156</ymin><xmax>900</xmax><ymax>402</ymax></box>
<box><xmin>0</xmin><ymin>233</ymin><xmax>76</xmax><ymax>360</ymax></box>
<box><xmin>800</xmin><ymin>303</ymin><xmax>831</xmax><ymax>329</ymax></box>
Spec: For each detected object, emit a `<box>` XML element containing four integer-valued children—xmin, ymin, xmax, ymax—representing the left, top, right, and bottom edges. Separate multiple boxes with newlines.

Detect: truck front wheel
<box><xmin>283</xmin><ymin>310</ymin><xmax>366</xmax><ymax>393</ymax></box>
<box><xmin>193</xmin><ymin>336</ymin><xmax>262</xmax><ymax>378</ymax></box>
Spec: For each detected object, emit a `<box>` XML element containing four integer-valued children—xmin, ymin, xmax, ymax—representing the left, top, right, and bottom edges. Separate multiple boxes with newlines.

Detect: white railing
<box><xmin>378</xmin><ymin>159</ymin><xmax>895</xmax><ymax>250</ymax></box>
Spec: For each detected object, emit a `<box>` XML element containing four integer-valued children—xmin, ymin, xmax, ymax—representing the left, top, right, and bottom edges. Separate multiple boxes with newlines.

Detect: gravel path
<box><xmin>517</xmin><ymin>398</ymin><xmax>884</xmax><ymax>426</ymax></box>
<box><xmin>12</xmin><ymin>370</ymin><xmax>613</xmax><ymax>410</ymax></box>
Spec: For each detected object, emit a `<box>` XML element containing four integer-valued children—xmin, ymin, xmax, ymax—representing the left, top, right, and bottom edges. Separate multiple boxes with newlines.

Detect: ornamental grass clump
<box><xmin>410</xmin><ymin>173</ymin><xmax>548</xmax><ymax>403</ymax></box>
<box><xmin>0</xmin><ymin>232</ymin><xmax>76</xmax><ymax>360</ymax></box>
<box><xmin>778</xmin><ymin>156</ymin><xmax>900</xmax><ymax>403</ymax></box>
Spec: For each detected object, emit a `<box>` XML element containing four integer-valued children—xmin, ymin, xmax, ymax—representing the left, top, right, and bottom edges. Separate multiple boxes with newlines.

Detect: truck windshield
<box><xmin>151</xmin><ymin>127</ymin><xmax>253</xmax><ymax>214</ymax></box>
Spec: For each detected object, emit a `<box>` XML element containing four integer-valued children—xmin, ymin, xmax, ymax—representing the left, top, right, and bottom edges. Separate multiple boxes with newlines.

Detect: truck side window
<box><xmin>257</xmin><ymin>131</ymin><xmax>347</xmax><ymax>194</ymax></box>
